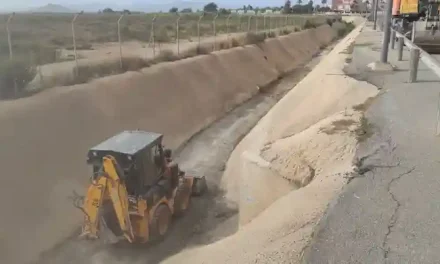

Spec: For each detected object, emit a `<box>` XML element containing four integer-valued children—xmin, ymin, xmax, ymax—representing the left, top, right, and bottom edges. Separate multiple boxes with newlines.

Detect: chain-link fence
<box><xmin>0</xmin><ymin>12</ymin><xmax>333</xmax><ymax>97</ymax></box>
<box><xmin>0</xmin><ymin>12</ymin><xmax>330</xmax><ymax>64</ymax></box>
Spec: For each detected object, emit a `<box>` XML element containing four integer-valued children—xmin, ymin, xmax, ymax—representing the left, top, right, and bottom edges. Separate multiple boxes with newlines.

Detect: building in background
<box><xmin>332</xmin><ymin>0</ymin><xmax>371</xmax><ymax>12</ymax></box>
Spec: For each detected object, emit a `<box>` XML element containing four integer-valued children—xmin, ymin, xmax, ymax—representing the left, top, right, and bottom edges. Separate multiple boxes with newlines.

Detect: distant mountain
<box><xmin>31</xmin><ymin>3</ymin><xmax>75</xmax><ymax>13</ymax></box>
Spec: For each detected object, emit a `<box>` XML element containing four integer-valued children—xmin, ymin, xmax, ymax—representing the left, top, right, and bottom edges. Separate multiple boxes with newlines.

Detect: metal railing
<box><xmin>391</xmin><ymin>28</ymin><xmax>440</xmax><ymax>82</ymax></box>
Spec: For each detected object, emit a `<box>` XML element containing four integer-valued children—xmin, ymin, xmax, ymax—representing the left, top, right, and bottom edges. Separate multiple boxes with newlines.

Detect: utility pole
<box><xmin>373</xmin><ymin>0</ymin><xmax>379</xmax><ymax>29</ymax></box>
<box><xmin>380</xmin><ymin>0</ymin><xmax>393</xmax><ymax>63</ymax></box>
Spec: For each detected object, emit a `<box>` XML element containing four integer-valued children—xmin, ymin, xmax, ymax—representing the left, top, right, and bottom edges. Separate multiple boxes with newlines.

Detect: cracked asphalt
<box><xmin>303</xmin><ymin>22</ymin><xmax>440</xmax><ymax>263</ymax></box>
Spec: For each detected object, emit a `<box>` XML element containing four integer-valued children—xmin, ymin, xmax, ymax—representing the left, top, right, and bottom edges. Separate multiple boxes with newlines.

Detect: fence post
<box><xmin>436</xmin><ymin>92</ymin><xmax>440</xmax><ymax>136</ymax></box>
<box><xmin>226</xmin><ymin>14</ymin><xmax>233</xmax><ymax>35</ymax></box>
<box><xmin>117</xmin><ymin>14</ymin><xmax>124</xmax><ymax>70</ymax></box>
<box><xmin>213</xmin><ymin>12</ymin><xmax>219</xmax><ymax>51</ymax></box>
<box><xmin>373</xmin><ymin>0</ymin><xmax>378</xmax><ymax>30</ymax></box>
<box><xmin>268</xmin><ymin>16</ymin><xmax>272</xmax><ymax>35</ymax></box>
<box><xmin>411</xmin><ymin>22</ymin><xmax>416</xmax><ymax>41</ymax></box>
<box><xmin>409</xmin><ymin>48</ymin><xmax>420</xmax><ymax>83</ymax></box>
<box><xmin>247</xmin><ymin>15</ymin><xmax>253</xmax><ymax>32</ymax></box>
<box><xmin>391</xmin><ymin>29</ymin><xmax>396</xmax><ymax>49</ymax></box>
<box><xmin>71</xmin><ymin>13</ymin><xmax>80</xmax><ymax>75</ymax></box>
<box><xmin>149</xmin><ymin>15</ymin><xmax>157</xmax><ymax>58</ymax></box>
<box><xmin>397</xmin><ymin>36</ymin><xmax>404</xmax><ymax>61</ymax></box>
<box><xmin>285</xmin><ymin>15</ymin><xmax>288</xmax><ymax>27</ymax></box>
<box><xmin>255</xmin><ymin>15</ymin><xmax>259</xmax><ymax>32</ymax></box>
<box><xmin>238</xmin><ymin>14</ymin><xmax>242</xmax><ymax>32</ymax></box>
<box><xmin>6</xmin><ymin>13</ymin><xmax>14</xmax><ymax>60</ymax></box>
<box><xmin>6</xmin><ymin>13</ymin><xmax>17</xmax><ymax>97</ymax></box>
<box><xmin>263</xmin><ymin>15</ymin><xmax>267</xmax><ymax>32</ymax></box>
<box><xmin>198</xmin><ymin>12</ymin><xmax>205</xmax><ymax>47</ymax></box>
<box><xmin>176</xmin><ymin>13</ymin><xmax>182</xmax><ymax>55</ymax></box>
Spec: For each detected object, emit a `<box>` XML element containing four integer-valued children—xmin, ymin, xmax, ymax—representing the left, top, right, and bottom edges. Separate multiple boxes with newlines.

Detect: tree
<box><xmin>247</xmin><ymin>4</ymin><xmax>253</xmax><ymax>10</ymax></box>
<box><xmin>169</xmin><ymin>7</ymin><xmax>178</xmax><ymax>13</ymax></box>
<box><xmin>350</xmin><ymin>0</ymin><xmax>358</xmax><ymax>12</ymax></box>
<box><xmin>321</xmin><ymin>0</ymin><xmax>327</xmax><ymax>6</ymax></box>
<box><xmin>123</xmin><ymin>9</ymin><xmax>131</xmax><ymax>14</ymax></box>
<box><xmin>283</xmin><ymin>0</ymin><xmax>292</xmax><ymax>13</ymax></box>
<box><xmin>204</xmin><ymin>2</ymin><xmax>218</xmax><ymax>12</ymax></box>
<box><xmin>219</xmin><ymin>8</ymin><xmax>231</xmax><ymax>14</ymax></box>
<box><xmin>102</xmin><ymin>8</ymin><xmax>115</xmax><ymax>13</ymax></box>
<box><xmin>181</xmin><ymin>8</ymin><xmax>193</xmax><ymax>13</ymax></box>
<box><xmin>297</xmin><ymin>0</ymin><xmax>303</xmax><ymax>5</ymax></box>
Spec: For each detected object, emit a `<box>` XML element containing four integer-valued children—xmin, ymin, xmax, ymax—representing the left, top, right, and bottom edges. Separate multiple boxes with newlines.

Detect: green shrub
<box><xmin>231</xmin><ymin>38</ymin><xmax>241</xmax><ymax>47</ymax></box>
<box><xmin>326</xmin><ymin>18</ymin><xmax>333</xmax><ymax>27</ymax></box>
<box><xmin>280</xmin><ymin>29</ymin><xmax>292</xmax><ymax>35</ymax></box>
<box><xmin>0</xmin><ymin>59</ymin><xmax>36</xmax><ymax>99</ymax></box>
<box><xmin>243</xmin><ymin>32</ymin><xmax>267</xmax><ymax>45</ymax></box>
<box><xmin>152</xmin><ymin>50</ymin><xmax>179</xmax><ymax>63</ymax></box>
<box><xmin>182</xmin><ymin>45</ymin><xmax>211</xmax><ymax>58</ymax></box>
<box><xmin>75</xmin><ymin>57</ymin><xmax>150</xmax><ymax>84</ymax></box>
<box><xmin>337</xmin><ymin>22</ymin><xmax>355</xmax><ymax>37</ymax></box>
<box><xmin>304</xmin><ymin>20</ymin><xmax>316</xmax><ymax>29</ymax></box>
<box><xmin>266</xmin><ymin>31</ymin><xmax>277</xmax><ymax>38</ymax></box>
<box><xmin>218</xmin><ymin>41</ymin><xmax>230</xmax><ymax>50</ymax></box>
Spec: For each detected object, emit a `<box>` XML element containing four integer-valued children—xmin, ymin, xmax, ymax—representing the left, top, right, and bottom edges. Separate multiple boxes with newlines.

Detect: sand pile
<box><xmin>221</xmin><ymin>20</ymin><xmax>377</xmax><ymax>226</ymax></box>
<box><xmin>163</xmin><ymin>19</ymin><xmax>374</xmax><ymax>264</ymax></box>
<box><xmin>261</xmin><ymin>110</ymin><xmax>361</xmax><ymax>188</ymax></box>
<box><xmin>163</xmin><ymin>109</ymin><xmax>365</xmax><ymax>264</ymax></box>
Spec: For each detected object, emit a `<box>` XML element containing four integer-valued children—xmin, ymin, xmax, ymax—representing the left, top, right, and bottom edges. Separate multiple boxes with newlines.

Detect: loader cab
<box><xmin>86</xmin><ymin>130</ymin><xmax>166</xmax><ymax>195</ymax></box>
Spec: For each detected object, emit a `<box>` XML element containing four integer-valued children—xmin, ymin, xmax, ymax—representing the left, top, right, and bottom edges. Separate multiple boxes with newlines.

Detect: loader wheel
<box><xmin>149</xmin><ymin>204</ymin><xmax>171</xmax><ymax>242</ymax></box>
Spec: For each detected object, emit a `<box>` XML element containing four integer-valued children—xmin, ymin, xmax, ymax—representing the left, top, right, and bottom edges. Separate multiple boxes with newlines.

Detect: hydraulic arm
<box><xmin>80</xmin><ymin>155</ymin><xmax>134</xmax><ymax>242</ymax></box>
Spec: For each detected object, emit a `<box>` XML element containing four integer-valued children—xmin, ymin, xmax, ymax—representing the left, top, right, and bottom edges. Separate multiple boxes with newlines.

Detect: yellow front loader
<box><xmin>74</xmin><ymin>130</ymin><xmax>207</xmax><ymax>243</ymax></box>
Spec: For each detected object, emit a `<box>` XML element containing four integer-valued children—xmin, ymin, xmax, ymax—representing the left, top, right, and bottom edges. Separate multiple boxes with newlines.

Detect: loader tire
<box><xmin>149</xmin><ymin>204</ymin><xmax>171</xmax><ymax>242</ymax></box>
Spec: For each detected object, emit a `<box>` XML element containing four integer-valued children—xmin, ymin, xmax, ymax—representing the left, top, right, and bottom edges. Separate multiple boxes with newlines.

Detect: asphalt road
<box><xmin>303</xmin><ymin>23</ymin><xmax>440</xmax><ymax>263</ymax></box>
